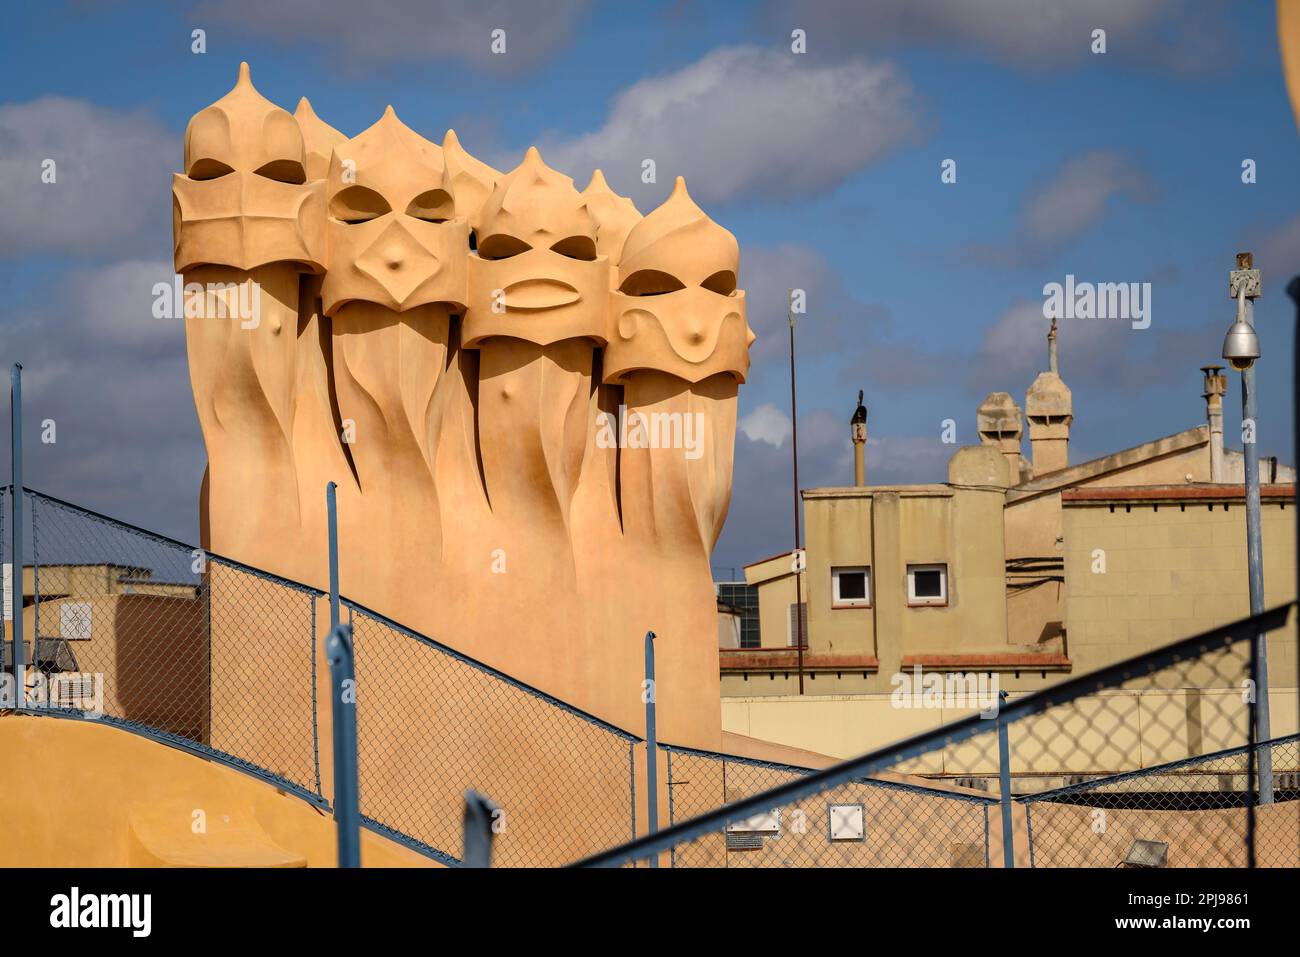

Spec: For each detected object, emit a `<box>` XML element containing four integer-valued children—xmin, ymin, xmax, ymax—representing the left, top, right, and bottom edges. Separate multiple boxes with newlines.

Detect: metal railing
<box><xmin>662</xmin><ymin>743</ymin><xmax>994</xmax><ymax>867</ymax></box>
<box><xmin>340</xmin><ymin>598</ymin><xmax>639</xmax><ymax>866</ymax></box>
<box><xmin>578</xmin><ymin>603</ymin><xmax>1295</xmax><ymax>867</ymax></box>
<box><xmin>2</xmin><ymin>483</ymin><xmax>640</xmax><ymax>866</ymax></box>
<box><xmin>6</xmin><ymin>477</ymin><xmax>1297</xmax><ymax>868</ymax></box>
<box><xmin>1022</xmin><ymin>733</ymin><xmax>1300</xmax><ymax>868</ymax></box>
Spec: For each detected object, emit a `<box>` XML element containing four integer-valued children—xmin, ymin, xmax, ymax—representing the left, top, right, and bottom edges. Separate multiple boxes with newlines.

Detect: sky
<box><xmin>2</xmin><ymin>0</ymin><xmax>1299</xmax><ymax>577</ymax></box>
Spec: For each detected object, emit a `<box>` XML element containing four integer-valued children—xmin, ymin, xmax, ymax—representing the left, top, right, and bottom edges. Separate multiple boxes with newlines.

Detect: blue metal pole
<box><xmin>1288</xmin><ymin>277</ymin><xmax>1300</xmax><ymax>748</ymax></box>
<box><xmin>996</xmin><ymin>689</ymin><xmax>1014</xmax><ymax>868</ymax></box>
<box><xmin>325</xmin><ymin>622</ymin><xmax>360</xmax><ymax>868</ymax></box>
<box><xmin>644</xmin><ymin>630</ymin><xmax>658</xmax><ymax>867</ymax></box>
<box><xmin>326</xmin><ymin>481</ymin><xmax>339</xmax><ymax>632</ymax></box>
<box><xmin>1240</xmin><ymin>291</ymin><xmax>1273</xmax><ymax>804</ymax></box>
<box><xmin>1232</xmin><ymin>280</ymin><xmax>1274</xmax><ymax>806</ymax></box>
<box><xmin>10</xmin><ymin>363</ymin><xmax>23</xmax><ymax>701</ymax></box>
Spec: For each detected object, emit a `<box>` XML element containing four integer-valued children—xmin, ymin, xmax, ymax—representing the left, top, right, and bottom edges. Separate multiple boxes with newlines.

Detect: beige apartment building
<box><xmin>721</xmin><ymin>331</ymin><xmax>1298</xmax><ymax>768</ymax></box>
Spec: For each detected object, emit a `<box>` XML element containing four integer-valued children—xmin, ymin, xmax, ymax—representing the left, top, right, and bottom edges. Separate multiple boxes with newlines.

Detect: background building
<box><xmin>721</xmin><ymin>332</ymin><xmax>1299</xmax><ymax>779</ymax></box>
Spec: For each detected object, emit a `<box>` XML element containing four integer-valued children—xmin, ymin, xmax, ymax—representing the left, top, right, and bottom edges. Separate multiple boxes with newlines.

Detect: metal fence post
<box><xmin>996</xmin><ymin>689</ymin><xmax>1015</xmax><ymax>868</ymax></box>
<box><xmin>9</xmin><ymin>363</ymin><xmax>23</xmax><ymax>701</ymax></box>
<box><xmin>462</xmin><ymin>790</ymin><xmax>501</xmax><ymax>867</ymax></box>
<box><xmin>326</xmin><ymin>481</ymin><xmax>339</xmax><ymax>632</ymax></box>
<box><xmin>1290</xmin><ymin>277</ymin><xmax>1300</xmax><ymax>733</ymax></box>
<box><xmin>644</xmin><ymin>630</ymin><xmax>658</xmax><ymax>867</ymax></box>
<box><xmin>325</xmin><ymin>622</ymin><xmax>360</xmax><ymax>867</ymax></box>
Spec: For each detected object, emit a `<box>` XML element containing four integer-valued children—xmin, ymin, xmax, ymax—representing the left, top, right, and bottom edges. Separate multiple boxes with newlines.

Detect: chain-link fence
<box><xmin>1023</xmin><ymin>734</ymin><xmax>1300</xmax><ymax>868</ymax></box>
<box><xmin>12</xmin><ymin>488</ymin><xmax>326</xmax><ymax>803</ymax></box>
<box><xmin>6</xmin><ymin>483</ymin><xmax>1296</xmax><ymax>869</ymax></box>
<box><xmin>662</xmin><ymin>744</ymin><xmax>993</xmax><ymax>867</ymax></box>
<box><xmin>342</xmin><ymin>600</ymin><xmax>638</xmax><ymax>866</ymax></box>
<box><xmin>579</xmin><ymin>604</ymin><xmax>1294</xmax><ymax>868</ymax></box>
<box><xmin>5</xmin><ymin>486</ymin><xmax>639</xmax><ymax>865</ymax></box>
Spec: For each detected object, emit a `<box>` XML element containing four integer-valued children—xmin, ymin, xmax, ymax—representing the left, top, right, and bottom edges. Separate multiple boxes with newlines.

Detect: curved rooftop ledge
<box><xmin>720</xmin><ymin>650</ymin><xmax>880</xmax><ymax>672</ymax></box>
<box><xmin>1062</xmin><ymin>483</ymin><xmax>1296</xmax><ymax>504</ymax></box>
<box><xmin>899</xmin><ymin>653</ymin><xmax>1072</xmax><ymax>673</ymax></box>
<box><xmin>802</xmin><ymin>485</ymin><xmax>954</xmax><ymax>500</ymax></box>
<box><xmin>1006</xmin><ymin>425</ymin><xmax>1208</xmax><ymax>503</ymax></box>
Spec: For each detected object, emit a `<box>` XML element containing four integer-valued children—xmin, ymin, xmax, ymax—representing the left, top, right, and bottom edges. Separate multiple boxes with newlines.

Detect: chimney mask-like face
<box><xmin>461</xmin><ymin>147</ymin><xmax>609</xmax><ymax>347</ymax></box>
<box><xmin>603</xmin><ymin>177</ymin><xmax>754</xmax><ymax>384</ymax></box>
<box><xmin>321</xmin><ymin>108</ymin><xmax>468</xmax><ymax>314</ymax></box>
<box><xmin>173</xmin><ymin>64</ymin><xmax>324</xmax><ymax>273</ymax></box>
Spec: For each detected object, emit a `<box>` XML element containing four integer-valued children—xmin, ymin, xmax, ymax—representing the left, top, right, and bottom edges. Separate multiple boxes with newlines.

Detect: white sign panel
<box><xmin>829</xmin><ymin>803</ymin><xmax>866</xmax><ymax>842</ymax></box>
<box><xmin>60</xmin><ymin>602</ymin><xmax>93</xmax><ymax>642</ymax></box>
<box><xmin>727</xmin><ymin>809</ymin><xmax>780</xmax><ymax>835</ymax></box>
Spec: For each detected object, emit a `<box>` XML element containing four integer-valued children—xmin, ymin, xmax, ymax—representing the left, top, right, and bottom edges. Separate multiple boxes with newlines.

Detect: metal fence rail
<box><xmin>1022</xmin><ymin>734</ymin><xmax>1300</xmax><ymax>868</ymax></box>
<box><xmin>6</xmin><ymin>482</ymin><xmax>1297</xmax><ymax>869</ymax></box>
<box><xmin>577</xmin><ymin>604</ymin><xmax>1292</xmax><ymax>868</ymax></box>
<box><xmin>6</xmin><ymin>485</ymin><xmax>640</xmax><ymax>866</ymax></box>
<box><xmin>342</xmin><ymin>600</ymin><xmax>638</xmax><ymax>867</ymax></box>
<box><xmin>662</xmin><ymin>743</ymin><xmax>993</xmax><ymax>867</ymax></box>
<box><xmin>18</xmin><ymin>488</ymin><xmax>326</xmax><ymax>802</ymax></box>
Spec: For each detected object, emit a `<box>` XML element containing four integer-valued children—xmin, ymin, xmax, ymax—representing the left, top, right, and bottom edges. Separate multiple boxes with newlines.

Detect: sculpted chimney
<box><xmin>1202</xmin><ymin>365</ymin><xmax>1227</xmax><ymax>482</ymax></box>
<box><xmin>1025</xmin><ymin>319</ymin><xmax>1072</xmax><ymax>476</ymax></box>
<box><xmin>977</xmin><ymin>392</ymin><xmax>1027</xmax><ymax>485</ymax></box>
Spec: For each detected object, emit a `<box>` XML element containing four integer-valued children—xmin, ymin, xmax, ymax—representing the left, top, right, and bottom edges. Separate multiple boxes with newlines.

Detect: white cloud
<box><xmin>742</xmin><ymin>243</ymin><xmax>890</xmax><ymax>367</ymax></box>
<box><xmin>3</xmin><ymin>260</ymin><xmax>202</xmax><ymax>543</ymax></box>
<box><xmin>978</xmin><ymin>300</ymin><xmax>1055</xmax><ymax>378</ymax></box>
<box><xmin>714</xmin><ymin>405</ymin><xmax>950</xmax><ymax>568</ymax></box>
<box><xmin>192</xmin><ymin>0</ymin><xmax>591</xmax><ymax>74</ymax></box>
<box><xmin>534</xmin><ymin>46</ymin><xmax>922</xmax><ymax>206</ymax></box>
<box><xmin>0</xmin><ymin>97</ymin><xmax>174</xmax><ymax>259</ymax></box>
<box><xmin>1022</xmin><ymin>152</ymin><xmax>1154</xmax><ymax>250</ymax></box>
<box><xmin>967</xmin><ymin>293</ymin><xmax>1221</xmax><ymax>398</ymax></box>
<box><xmin>963</xmin><ymin>151</ymin><xmax>1154</xmax><ymax>265</ymax></box>
<box><xmin>740</xmin><ymin>403</ymin><xmax>793</xmax><ymax>447</ymax></box>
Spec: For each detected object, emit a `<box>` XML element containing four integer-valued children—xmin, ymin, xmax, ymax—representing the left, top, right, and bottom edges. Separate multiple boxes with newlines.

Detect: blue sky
<box><xmin>2</xmin><ymin>0</ymin><xmax>1299</xmax><ymax>574</ymax></box>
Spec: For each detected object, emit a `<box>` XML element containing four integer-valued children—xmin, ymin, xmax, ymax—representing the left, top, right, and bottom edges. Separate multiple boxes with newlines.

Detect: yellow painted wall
<box><xmin>724</xmin><ymin>494</ymin><xmax>1299</xmax><ymax>765</ymax></box>
<box><xmin>804</xmin><ymin>492</ymin><xmax>875</xmax><ymax>657</ymax></box>
<box><xmin>1063</xmin><ymin>499</ymin><xmax>1298</xmax><ymax>680</ymax></box>
<box><xmin>739</xmin><ymin>476</ymin><xmax>1008</xmax><ymax>696</ymax></box>
<box><xmin>722</xmin><ymin>687</ymin><xmax>1299</xmax><ymax>771</ymax></box>
<box><xmin>1002</xmin><ymin>439</ymin><xmax>1211</xmax><ymax>645</ymax></box>
<box><xmin>746</xmin><ymin>554</ymin><xmax>799</xmax><ymax>649</ymax></box>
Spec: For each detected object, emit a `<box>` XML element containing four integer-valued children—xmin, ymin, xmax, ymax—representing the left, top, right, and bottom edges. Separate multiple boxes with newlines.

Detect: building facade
<box><xmin>722</xmin><ymin>341</ymin><xmax>1298</xmax><ymax>773</ymax></box>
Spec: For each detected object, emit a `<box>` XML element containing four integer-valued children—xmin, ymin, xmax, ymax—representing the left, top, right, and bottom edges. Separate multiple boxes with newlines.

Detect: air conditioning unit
<box><xmin>51</xmin><ymin>673</ymin><xmax>96</xmax><ymax>709</ymax></box>
<box><xmin>725</xmin><ymin>832</ymin><xmax>764</xmax><ymax>851</ymax></box>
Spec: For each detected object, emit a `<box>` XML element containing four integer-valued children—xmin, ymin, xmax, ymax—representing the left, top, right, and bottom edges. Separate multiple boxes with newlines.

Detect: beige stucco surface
<box><xmin>0</xmin><ymin>716</ymin><xmax>431</xmax><ymax>867</ymax></box>
<box><xmin>171</xmin><ymin>63</ymin><xmax>757</xmax><ymax>753</ymax></box>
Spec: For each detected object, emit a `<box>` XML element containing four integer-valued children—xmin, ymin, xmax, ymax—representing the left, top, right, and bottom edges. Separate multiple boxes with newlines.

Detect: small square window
<box><xmin>907</xmin><ymin>563</ymin><xmax>948</xmax><ymax>606</ymax></box>
<box><xmin>831</xmin><ymin>566</ymin><xmax>871</xmax><ymax>608</ymax></box>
